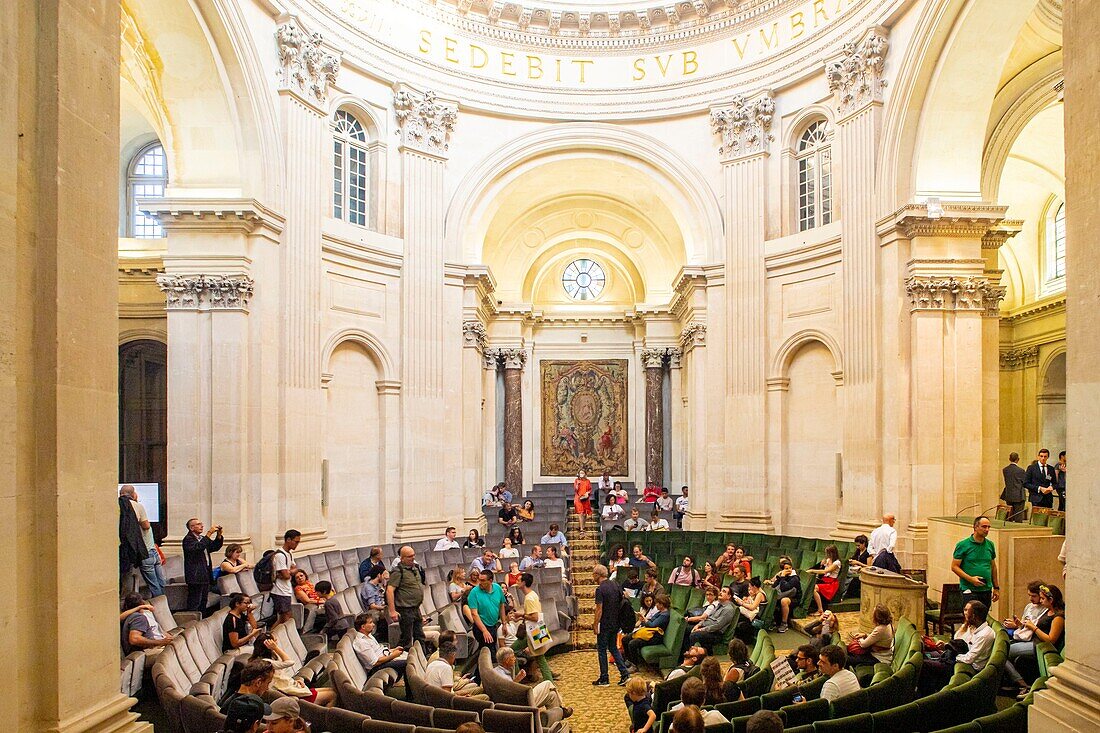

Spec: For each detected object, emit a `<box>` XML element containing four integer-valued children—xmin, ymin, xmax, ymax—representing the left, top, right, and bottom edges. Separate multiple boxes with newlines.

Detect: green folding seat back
<box><xmin>782</xmin><ymin>726</ymin><xmax>814</xmax><ymax>733</ymax></box>
<box><xmin>932</xmin><ymin>724</ymin><xmax>981</xmax><ymax>733</ymax></box>
<box><xmin>780</xmin><ymin>698</ymin><xmax>830</xmax><ymax>728</ymax></box>
<box><xmin>670</xmin><ymin>584</ymin><xmax>690</xmax><ymax>612</ymax></box>
<box><xmin>725</xmin><ymin>532</ymin><xmax>744</xmax><ymax>547</ymax></box>
<box><xmin>703</xmin><ymin>722</ymin><xmax>734</xmax><ymax>733</ymax></box>
<box><xmin>651</xmin><ymin>667</ymin><xmax>695</xmax><ymax>716</ymax></box>
<box><xmin>797</xmin><ymin>675</ymin><xmax>827</xmax><ymax>700</ymax></box>
<box><xmin>713</xmin><ymin>697</ymin><xmax>761</xmax><ymax>720</ymax></box>
<box><xmin>915</xmin><ymin>685</ymin><xmax>966</xmax><ymax>730</ymax></box>
<box><xmin>641</xmin><ymin>612</ymin><xmax>687</xmax><ymax>669</ymax></box>
<box><xmin>686</xmin><ymin>587</ymin><xmax>704</xmax><ymax>611</ymax></box>
<box><xmin>974</xmin><ymin>703</ymin><xmax>1029</xmax><ymax>733</ymax></box>
<box><xmin>797</xmin><ymin>537</ymin><xmax>817</xmax><ymax>551</ymax></box>
<box><xmin>828</xmin><ymin>687</ymin><xmax>870</xmax><ymax>719</ymax></box>
<box><xmin>893</xmin><ymin>661</ymin><xmax>918</xmax><ymax>703</ymax></box>
<box><xmin>870</xmin><ymin>701</ymin><xmax>921</xmax><ymax>733</ymax></box>
<box><xmin>1049</xmin><ymin>516</ymin><xmax>1065</xmax><ymax>535</ymax></box>
<box><xmin>813</xmin><ymin>712</ymin><xmax>873</xmax><ymax>733</ymax></box>
<box><xmin>761</xmin><ymin>687</ymin><xmax>794</xmax><ymax>711</ymax></box>
<box><xmin>866</xmin><ymin>674</ymin><xmax>905</xmax><ymax>713</ymax></box>
<box><xmin>1030</xmin><ymin>512</ymin><xmax>1049</xmax><ymax>527</ymax></box>
<box><xmin>739</xmin><ymin>666</ymin><xmax>774</xmax><ymax>699</ymax></box>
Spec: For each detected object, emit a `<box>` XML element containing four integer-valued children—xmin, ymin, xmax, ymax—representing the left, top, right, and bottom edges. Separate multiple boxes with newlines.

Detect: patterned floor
<box><xmin>548</xmin><ymin>650</ymin><xmax>663</xmax><ymax>733</ymax></box>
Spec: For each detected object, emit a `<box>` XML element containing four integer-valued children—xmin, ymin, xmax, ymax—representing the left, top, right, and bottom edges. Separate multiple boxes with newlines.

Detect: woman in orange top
<box><xmin>573</xmin><ymin>469</ymin><xmax>593</xmax><ymax>534</ymax></box>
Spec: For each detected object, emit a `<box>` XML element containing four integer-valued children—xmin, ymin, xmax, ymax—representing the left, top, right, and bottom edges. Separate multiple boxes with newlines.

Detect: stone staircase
<box><xmin>567</xmin><ymin>510</ymin><xmax>600</xmax><ymax>650</ymax></box>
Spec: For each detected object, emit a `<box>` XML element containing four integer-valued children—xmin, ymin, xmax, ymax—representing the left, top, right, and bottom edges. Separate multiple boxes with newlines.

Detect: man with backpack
<box><xmin>591</xmin><ymin>563</ymin><xmax>631</xmax><ymax>687</ymax></box>
<box><xmin>255</xmin><ymin>529</ymin><xmax>301</xmax><ymax>626</ymax></box>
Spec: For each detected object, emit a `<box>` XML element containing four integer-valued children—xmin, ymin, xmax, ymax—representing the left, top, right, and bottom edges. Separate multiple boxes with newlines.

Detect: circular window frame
<box><xmin>561</xmin><ymin>258</ymin><xmax>607</xmax><ymax>301</ymax></box>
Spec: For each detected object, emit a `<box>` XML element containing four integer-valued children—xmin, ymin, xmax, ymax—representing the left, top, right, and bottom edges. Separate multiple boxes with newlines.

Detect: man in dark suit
<box><xmin>183</xmin><ymin>517</ymin><xmax>224</xmax><ymax>614</ymax></box>
<box><xmin>1000</xmin><ymin>452</ymin><xmax>1028</xmax><ymax>522</ymax></box>
<box><xmin>1023</xmin><ymin>448</ymin><xmax>1056</xmax><ymax>509</ymax></box>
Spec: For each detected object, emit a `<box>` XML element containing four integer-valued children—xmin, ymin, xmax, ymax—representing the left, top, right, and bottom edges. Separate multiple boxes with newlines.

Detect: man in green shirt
<box><xmin>951</xmin><ymin>515</ymin><xmax>1000</xmax><ymax>611</ymax></box>
<box><xmin>466</xmin><ymin>569</ymin><xmax>507</xmax><ymax>682</ymax></box>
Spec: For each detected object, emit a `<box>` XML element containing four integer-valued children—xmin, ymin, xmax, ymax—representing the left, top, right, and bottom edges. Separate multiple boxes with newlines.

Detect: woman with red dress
<box><xmin>573</xmin><ymin>469</ymin><xmax>593</xmax><ymax>534</ymax></box>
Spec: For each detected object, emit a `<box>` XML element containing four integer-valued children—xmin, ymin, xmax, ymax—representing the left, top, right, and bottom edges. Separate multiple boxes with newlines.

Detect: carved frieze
<box><xmin>462</xmin><ymin>320</ymin><xmax>488</xmax><ymax>351</ymax></box>
<box><xmin>904</xmin><ymin>276</ymin><xmax>1005</xmax><ymax>316</ymax></box>
<box><xmin>679</xmin><ymin>322</ymin><xmax>707</xmax><ymax>350</ymax></box>
<box><xmin>393</xmin><ymin>85</ymin><xmax>459</xmax><ymax>156</ymax></box>
<box><xmin>826</xmin><ymin>27</ymin><xmax>889</xmax><ymax>116</ymax></box>
<box><xmin>641</xmin><ymin>347</ymin><xmax>668</xmax><ymax>369</ymax></box>
<box><xmin>499</xmin><ymin>348</ymin><xmax>528</xmax><ymax>370</ymax></box>
<box><xmin>157</xmin><ymin>274</ymin><xmax>255</xmax><ymax>311</ymax></box>
<box><xmin>275</xmin><ymin>19</ymin><xmax>340</xmax><ymax>105</ymax></box>
<box><xmin>1000</xmin><ymin>346</ymin><xmax>1040</xmax><ymax>371</ymax></box>
<box><xmin>710</xmin><ymin>91</ymin><xmax>775</xmax><ymax>161</ymax></box>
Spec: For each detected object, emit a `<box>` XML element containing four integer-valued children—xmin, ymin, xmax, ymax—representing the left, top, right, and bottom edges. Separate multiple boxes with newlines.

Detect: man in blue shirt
<box><xmin>628</xmin><ymin>544</ymin><xmax>657</xmax><ymax>573</ymax></box>
<box><xmin>470</xmin><ymin>549</ymin><xmax>502</xmax><ymax>576</ymax></box>
<box><xmin>359</xmin><ymin>569</ymin><xmax>389</xmax><ymax>642</ymax></box>
<box><xmin>466</xmin><ymin>570</ymin><xmax>507</xmax><ymax>682</ymax></box>
<box><xmin>519</xmin><ymin>545</ymin><xmax>544</xmax><ymax>571</ymax></box>
<box><xmin>540</xmin><ymin>523</ymin><xmax>569</xmax><ymax>549</ymax></box>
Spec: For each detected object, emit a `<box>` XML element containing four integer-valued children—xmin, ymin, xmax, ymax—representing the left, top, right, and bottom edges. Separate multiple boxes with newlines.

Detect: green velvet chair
<box><xmin>641</xmin><ymin>611</ymin><xmax>687</xmax><ymax>670</ymax></box>
<box><xmin>813</xmin><ymin>712</ymin><xmax>873</xmax><ymax>733</ymax></box>
<box><xmin>779</xmin><ymin>698</ymin><xmax>830</xmax><ymax>728</ymax></box>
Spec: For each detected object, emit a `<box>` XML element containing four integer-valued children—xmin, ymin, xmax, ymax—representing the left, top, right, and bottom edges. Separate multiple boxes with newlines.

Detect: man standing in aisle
<box><xmin>121</xmin><ymin>484</ymin><xmax>164</xmax><ymax>597</ymax></box>
<box><xmin>466</xmin><ymin>569</ymin><xmax>507</xmax><ymax>683</ymax></box>
<box><xmin>387</xmin><ymin>545</ymin><xmax>427</xmax><ymax>649</ymax></box>
<box><xmin>1000</xmin><ymin>453</ymin><xmax>1028</xmax><ymax>522</ymax></box>
<box><xmin>591</xmin><ymin>564</ymin><xmax>630</xmax><ymax>687</ymax></box>
<box><xmin>183</xmin><ymin>517</ymin><xmax>224</xmax><ymax>614</ymax></box>
<box><xmin>270</xmin><ymin>529</ymin><xmax>301</xmax><ymax>626</ymax></box>
<box><xmin>1024</xmin><ymin>448</ymin><xmax>1056</xmax><ymax>509</ymax></box>
<box><xmin>951</xmin><ymin>516</ymin><xmax>999</xmax><ymax>610</ymax></box>
<box><xmin>868</xmin><ymin>514</ymin><xmax>900</xmax><ymax>573</ymax></box>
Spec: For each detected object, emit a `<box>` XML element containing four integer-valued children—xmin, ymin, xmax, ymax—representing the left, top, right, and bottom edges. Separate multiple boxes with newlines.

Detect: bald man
<box><xmin>868</xmin><ymin>514</ymin><xmax>901</xmax><ymax>573</ymax></box>
<box><xmin>387</xmin><ymin>545</ymin><xmax>426</xmax><ymax>648</ymax></box>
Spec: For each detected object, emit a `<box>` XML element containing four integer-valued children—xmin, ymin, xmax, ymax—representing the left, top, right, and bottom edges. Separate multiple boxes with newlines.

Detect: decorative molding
<box><xmin>678</xmin><ymin>322</ymin><xmax>707</xmax><ymax>351</ymax></box>
<box><xmin>393</xmin><ymin>84</ymin><xmax>459</xmax><ymax>157</ymax></box>
<box><xmin>156</xmin><ymin>274</ymin><xmax>255</xmax><ymax>311</ymax></box>
<box><xmin>275</xmin><ymin>18</ymin><xmax>340</xmax><ymax>106</ymax></box>
<box><xmin>892</xmin><ymin>201</ymin><xmax>1008</xmax><ymax>239</ymax></box>
<box><xmin>498</xmin><ymin>347</ymin><xmax>527</xmax><ymax>370</ymax></box>
<box><xmin>666</xmin><ymin>347</ymin><xmax>682</xmax><ymax>369</ymax></box>
<box><xmin>982</xmin><ymin>220</ymin><xmax>1024</xmax><ymax>250</ymax></box>
<box><xmin>641</xmin><ymin>347</ymin><xmax>667</xmax><ymax>369</ymax></box>
<box><xmin>904</xmin><ymin>276</ymin><xmax>1005</xmax><ymax>316</ymax></box>
<box><xmin>462</xmin><ymin>320</ymin><xmax>488</xmax><ymax>351</ymax></box>
<box><xmin>826</xmin><ymin>26</ymin><xmax>889</xmax><ymax>116</ymax></box>
<box><xmin>1002</xmin><ymin>295</ymin><xmax>1066</xmax><ymax>324</ymax></box>
<box><xmin>138</xmin><ymin>198</ymin><xmax>285</xmax><ymax>242</ymax></box>
<box><xmin>999</xmin><ymin>346</ymin><xmax>1040</xmax><ymax>371</ymax></box>
<box><xmin>710</xmin><ymin>91</ymin><xmax>775</xmax><ymax>161</ymax></box>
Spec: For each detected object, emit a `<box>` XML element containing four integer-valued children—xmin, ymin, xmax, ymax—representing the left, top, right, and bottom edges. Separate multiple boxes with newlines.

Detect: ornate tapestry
<box><xmin>540</xmin><ymin>359</ymin><xmax>628</xmax><ymax>476</ymax></box>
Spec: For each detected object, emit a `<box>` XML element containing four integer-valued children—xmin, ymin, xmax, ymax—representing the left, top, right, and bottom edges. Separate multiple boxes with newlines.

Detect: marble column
<box><xmin>710</xmin><ymin>91</ymin><xmax>775</xmax><ymax>532</ymax></box>
<box><xmin>2</xmin><ymin>0</ymin><xmax>146</xmax><ymax>728</ymax></box>
<box><xmin>826</xmin><ymin>27</ymin><xmax>889</xmax><ymax>537</ymax></box>
<box><xmin>393</xmin><ymin>84</ymin><xmax>459</xmax><ymax>540</ymax></box>
<box><xmin>275</xmin><ymin>18</ymin><xmax>341</xmax><ymax>550</ymax></box>
<box><xmin>1031</xmin><ymin>0</ymin><xmax>1100</xmax><ymax>727</ymax></box>
<box><xmin>642</xmin><ymin>348</ymin><xmax>667</xmax><ymax>488</ymax></box>
<box><xmin>500</xmin><ymin>348</ymin><xmax>527</xmax><ymax>497</ymax></box>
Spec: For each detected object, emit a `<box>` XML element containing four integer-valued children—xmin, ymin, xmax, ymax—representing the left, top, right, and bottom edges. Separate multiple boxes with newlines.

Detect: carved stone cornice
<box><xmin>462</xmin><ymin>320</ymin><xmax>487</xmax><ymax>351</ymax></box>
<box><xmin>138</xmin><ymin>198</ymin><xmax>285</xmax><ymax>243</ymax></box>
<box><xmin>275</xmin><ymin>18</ymin><xmax>340</xmax><ymax>107</ymax></box>
<box><xmin>982</xmin><ymin>220</ymin><xmax>1025</xmax><ymax>250</ymax></box>
<box><xmin>999</xmin><ymin>346</ymin><xmax>1040</xmax><ymax>370</ymax></box>
<box><xmin>904</xmin><ymin>275</ymin><xmax>1005</xmax><ymax>316</ymax></box>
<box><xmin>679</xmin><ymin>322</ymin><xmax>707</xmax><ymax>351</ymax></box>
<box><xmin>826</xmin><ymin>26</ymin><xmax>889</xmax><ymax>117</ymax></box>
<box><xmin>393</xmin><ymin>84</ymin><xmax>459</xmax><ymax>157</ymax></box>
<box><xmin>893</xmin><ymin>202</ymin><xmax>1008</xmax><ymax>239</ymax></box>
<box><xmin>641</xmin><ymin>347</ymin><xmax>668</xmax><ymax>369</ymax></box>
<box><xmin>156</xmin><ymin>274</ymin><xmax>255</xmax><ymax>311</ymax></box>
<box><xmin>710</xmin><ymin>91</ymin><xmax>774</xmax><ymax>162</ymax></box>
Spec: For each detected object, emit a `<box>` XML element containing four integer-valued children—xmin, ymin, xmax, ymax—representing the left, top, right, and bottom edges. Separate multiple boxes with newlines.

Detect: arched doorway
<box><xmin>119</xmin><ymin>339</ymin><xmax>168</xmax><ymax>540</ymax></box>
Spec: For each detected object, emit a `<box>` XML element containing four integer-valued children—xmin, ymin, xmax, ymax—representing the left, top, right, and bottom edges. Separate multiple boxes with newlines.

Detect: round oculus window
<box><xmin>562</xmin><ymin>259</ymin><xmax>605</xmax><ymax>300</ymax></box>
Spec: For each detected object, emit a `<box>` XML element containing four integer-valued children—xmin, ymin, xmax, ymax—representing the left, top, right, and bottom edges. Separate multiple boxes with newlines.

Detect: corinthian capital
<box><xmin>710</xmin><ymin>91</ymin><xmax>775</xmax><ymax>162</ymax></box>
<box><xmin>999</xmin><ymin>346</ymin><xmax>1040</xmax><ymax>371</ymax></box>
<box><xmin>826</xmin><ymin>27</ymin><xmax>889</xmax><ymax>117</ymax></box>
<box><xmin>393</xmin><ymin>84</ymin><xmax>459</xmax><ymax>157</ymax></box>
<box><xmin>462</xmin><ymin>320</ymin><xmax>487</xmax><ymax>351</ymax></box>
<box><xmin>157</xmin><ymin>274</ymin><xmax>255</xmax><ymax>311</ymax></box>
<box><xmin>641</xmin><ymin>348</ymin><xmax>668</xmax><ymax>369</ymax></box>
<box><xmin>904</xmin><ymin>275</ymin><xmax>1004</xmax><ymax>315</ymax></box>
<box><xmin>498</xmin><ymin>348</ymin><xmax>527</xmax><ymax>370</ymax></box>
<box><xmin>276</xmin><ymin>18</ymin><xmax>340</xmax><ymax>107</ymax></box>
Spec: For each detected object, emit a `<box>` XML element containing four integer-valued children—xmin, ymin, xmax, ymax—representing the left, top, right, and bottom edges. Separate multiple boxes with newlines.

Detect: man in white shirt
<box><xmin>351</xmin><ymin>613</ymin><xmax>407</xmax><ymax>677</ymax></box>
<box><xmin>493</xmin><ymin>648</ymin><xmax>572</xmax><ymax>721</ymax></box>
<box><xmin>655</xmin><ymin>488</ymin><xmax>674</xmax><ymax>512</ymax></box>
<box><xmin>624</xmin><ymin>508</ymin><xmax>649</xmax><ymax>532</ymax></box>
<box><xmin>954</xmin><ymin>601</ymin><xmax>995</xmax><ymax>672</ymax></box>
<box><xmin>120</xmin><ymin>484</ymin><xmax>165</xmax><ymax>597</ymax></box>
<box><xmin>425</xmin><ymin>641</ymin><xmax>486</xmax><ymax>698</ymax></box>
<box><xmin>818</xmin><ymin>645</ymin><xmax>860</xmax><ymax>702</ymax></box>
<box><xmin>673</xmin><ymin>486</ymin><xmax>689</xmax><ymax>529</ymax></box>
<box><xmin>647</xmin><ymin>511</ymin><xmax>670</xmax><ymax>531</ymax></box>
<box><xmin>540</xmin><ymin>524</ymin><xmax>569</xmax><ymax>549</ymax></box>
<box><xmin>271</xmin><ymin>529</ymin><xmax>301</xmax><ymax>626</ymax></box>
<box><xmin>868</xmin><ymin>514</ymin><xmax>900</xmax><ymax>572</ymax></box>
<box><xmin>434</xmin><ymin>527</ymin><xmax>461</xmax><ymax>552</ymax></box>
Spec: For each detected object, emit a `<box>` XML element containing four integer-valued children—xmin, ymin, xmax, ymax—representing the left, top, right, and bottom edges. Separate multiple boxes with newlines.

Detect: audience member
<box><xmin>715</xmin><ymin>544</ymin><xmax>738</xmax><ymax>573</ymax></box>
<box><xmin>667</xmin><ymin>555</ymin><xmax>700</xmax><ymax>587</ymax></box>
<box><xmin>671</xmin><ymin>677</ymin><xmax>729</xmax><ymax>724</ymax></box>
<box><xmin>1002</xmin><ymin>584</ymin><xmax>1065</xmax><ymax>697</ymax></box>
<box><xmin>764</xmin><ymin>558</ymin><xmax>802</xmax><ymax>632</ymax></box>
<box><xmin>499</xmin><ymin>485</ymin><xmax>514</xmax><ymax>504</ymax></box>
<box><xmin>624</xmin><ymin>593</ymin><xmax>671</xmax><ymax>665</ymax></box>
<box><xmin>1055</xmin><ymin>451</ymin><xmax>1067</xmax><ymax>510</ymax></box>
<box><xmin>435</xmin><ymin>527</ymin><xmax>461</xmax><ymax>551</ymax></box>
<box><xmin>425</xmin><ymin>640</ymin><xmax>485</xmax><ymax>698</ymax></box>
<box><xmin>608</xmin><ymin>481</ymin><xmax>629</xmax><ymax>505</ymax></box>
<box><xmin>623</xmin><ymin>677</ymin><xmax>655</xmax><ymax>733</ymax></box>
<box><xmin>673</xmin><ymin>486</ymin><xmax>689</xmax><ymax>529</ymax></box>
<box><xmin>470</xmin><ymin>548</ymin><xmax>502</xmax><ymax>575</ymax></box>
<box><xmin>270</xmin><ymin>529</ymin><xmax>301</xmax><ymax>626</ymax></box>
<box><xmin>699</xmin><ymin>561</ymin><xmax>721</xmax><ymax>592</ymax></box>
<box><xmin>482</xmin><ymin>484</ymin><xmax>504</xmax><ymax>507</ymax></box>
<box><xmin>597</xmin><ymin>471</ymin><xmax>613</xmax><ymax>513</ymax></box>
<box><xmin>700</xmin><ymin>656</ymin><xmax>729</xmax><ymax>704</ymax></box>
<box><xmin>350</xmin><ymin>613</ymin><xmax>407</xmax><ymax>682</ymax></box>
<box><xmin>868</xmin><ymin>514</ymin><xmax>900</xmax><ymax>572</ymax></box>
<box><xmin>621</xmin><ymin>568</ymin><xmax>643</xmax><ymax>597</ymax></box>
<box><xmin>464</xmin><ymin>529</ymin><xmax>486</xmax><ymax>548</ymax></box>
<box><xmin>219</xmin><ymin>658</ymin><xmax>274</xmax><ymax>710</ymax></box>
<box><xmin>518</xmin><ymin>499</ymin><xmax>536</xmax><ymax>522</ymax></box>
<box><xmin>951</xmin><ymin>515</ymin><xmax>999</xmax><ymax>609</ymax></box>
<box><xmin>493</xmin><ymin>648</ymin><xmax>573</xmax><ymax>720</ymax></box>
<box><xmin>802</xmin><ymin>610</ymin><xmax>839</xmax><ymax>652</ymax></box>
<box><xmin>723</xmin><ymin>638</ymin><xmax>758</xmax><ymax>685</ymax></box>
<box><xmin>219</xmin><ymin>543</ymin><xmax>254</xmax><ymax>579</ymax></box>
<box><xmin>183</xmin><ymin>517</ymin><xmax>224</xmax><ymax>614</ymax></box>
<box><xmin>1001</xmin><ymin>453</ymin><xmax>1028</xmax><ymax>522</ymax></box>
<box><xmin>387</xmin><ymin>545</ymin><xmax>427</xmax><ymax>648</ymax></box>
<box><xmin>498</xmin><ymin>501</ymin><xmax>520</xmax><ymax>529</ymax></box>
<box><xmin>1002</xmin><ymin>580</ymin><xmax>1045</xmax><ymax>641</ymax></box>
<box><xmin>790</xmin><ymin>644</ymin><xmax>820</xmax><ymax>682</ymax></box>
<box><xmin>666</xmin><ymin>644</ymin><xmax>708</xmax><ymax>680</ymax></box>
<box><xmin>498</xmin><ymin>536</ymin><xmax>520</xmax><ymax>559</ymax></box>
<box><xmin>602</xmin><ymin>501</ymin><xmax>625</xmax><ymax>521</ymax></box>
<box><xmin>466</xmin><ymin>569</ymin><xmax>507</xmax><ymax>682</ymax></box>
<box><xmin>574</xmin><ymin>470</ymin><xmax>593</xmax><ymax>534</ymax></box>
<box><xmin>669</xmin><ymin>703</ymin><xmax>707</xmax><ymax>733</ymax></box>
<box><xmin>954</xmin><ymin>600</ymin><xmax>995</xmax><ymax>673</ymax></box>
<box><xmin>592</xmin><ymin>564</ymin><xmax>631</xmax><ymax>686</ymax></box>
<box><xmin>544</xmin><ymin>545</ymin><xmax>566</xmax><ymax>573</ymax></box>
<box><xmin>262</xmin><ymin>697</ymin><xmax>305</xmax><ymax>733</ymax></box>
<box><xmin>684</xmin><ymin>587</ymin><xmax>719</xmax><ymax>627</ymax></box>
<box><xmin>252</xmin><ymin>633</ymin><xmax>337</xmax><ymax>705</ymax></box>
<box><xmin>688</xmin><ymin>586</ymin><xmax>736</xmax><ymax>652</ymax></box>
<box><xmin>360</xmin><ymin>568</ymin><xmax>390</xmax><ymax>641</ymax></box>
<box><xmin>629</xmin><ymin>544</ymin><xmax>657</xmax><ymax>572</ymax></box>
<box><xmin>647</xmin><ymin>510</ymin><xmax>670</xmax><ymax>531</ymax></box>
<box><xmin>455</xmin><ymin>723</ymin><xmax>486</xmax><ymax>733</ymax></box>
<box><xmin>656</xmin><ymin>488</ymin><xmax>674</xmax><ymax>512</ymax></box>
<box><xmin>808</xmin><ymin>546</ymin><xmax>842</xmax><ymax>615</ymax></box>
<box><xmin>120</xmin><ymin>484</ymin><xmax>164</xmax><ymax>597</ymax></box>
<box><xmin>120</xmin><ymin>592</ymin><xmax>171</xmax><ymax>654</ymax></box>
<box><xmin>640</xmin><ymin>482</ymin><xmax>661</xmax><ymax>503</ymax></box>
<box><xmin>220</xmin><ymin>694</ymin><xmax>269</xmax><ymax>733</ymax></box>
<box><xmin>292</xmin><ymin>568</ymin><xmax>326</xmax><ymax>631</ymax></box>
<box><xmin>519</xmin><ymin>545</ymin><xmax>544</xmax><ymax>571</ymax></box>
<box><xmin>638</xmin><ymin>567</ymin><xmax>666</xmax><ymax>605</ymax></box>
<box><xmin>745</xmin><ymin>709</ymin><xmax>784</xmax><ymax>733</ymax></box>
<box><xmin>505</xmin><ymin>562</ymin><xmax>522</xmax><ymax>588</ymax></box>
<box><xmin>846</xmin><ymin>604</ymin><xmax>894</xmax><ymax>665</ymax></box>
<box><xmin>732</xmin><ymin>577</ymin><xmax>766</xmax><ymax>642</ymax></box>
<box><xmin>1025</xmin><ymin>448</ymin><xmax>1057</xmax><ymax>508</ymax></box>
<box><xmin>844</xmin><ymin>535</ymin><xmax>870</xmax><ymax>598</ymax></box>
<box><xmin>222</xmin><ymin>593</ymin><xmax>261</xmax><ymax>652</ymax></box>
<box><xmin>317</xmin><ymin>581</ymin><xmax>350</xmax><ymax>642</ymax></box>
<box><xmin>358</xmin><ymin>546</ymin><xmax>384</xmax><ymax>582</ymax></box>
<box><xmin>607</xmin><ymin>544</ymin><xmax>631</xmax><ymax>580</ymax></box>
<box><xmin>510</xmin><ymin>572</ymin><xmax>555</xmax><ymax>682</ymax></box>
<box><xmin>502</xmin><ymin>529</ymin><xmax>524</xmax><ymax>552</ymax></box>
<box><xmin>725</xmin><ymin>565</ymin><xmax>749</xmax><ymax>600</ymax></box>
<box><xmin>540</xmin><ymin>523</ymin><xmax>569</xmax><ymax>548</ymax></box>
<box><xmin>624</xmin><ymin>508</ymin><xmax>649</xmax><ymax>532</ymax></box>
<box><xmin>818</xmin><ymin>645</ymin><xmax>859</xmax><ymax>702</ymax></box>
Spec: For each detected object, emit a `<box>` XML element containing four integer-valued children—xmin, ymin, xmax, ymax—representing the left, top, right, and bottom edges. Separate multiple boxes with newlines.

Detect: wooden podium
<box><xmin>926</xmin><ymin>517</ymin><xmax>1063</xmax><ymax>622</ymax></box>
<box><xmin>857</xmin><ymin>567</ymin><xmax>927</xmax><ymax>633</ymax></box>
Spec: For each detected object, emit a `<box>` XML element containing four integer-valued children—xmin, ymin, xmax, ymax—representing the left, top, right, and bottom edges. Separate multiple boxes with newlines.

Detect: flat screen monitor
<box><xmin>120</xmin><ymin>482</ymin><xmax>161</xmax><ymax>522</ymax></box>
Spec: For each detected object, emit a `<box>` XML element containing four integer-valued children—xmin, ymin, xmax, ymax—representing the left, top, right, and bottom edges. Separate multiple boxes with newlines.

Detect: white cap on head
<box><xmin>263</xmin><ymin>697</ymin><xmax>300</xmax><ymax>721</ymax></box>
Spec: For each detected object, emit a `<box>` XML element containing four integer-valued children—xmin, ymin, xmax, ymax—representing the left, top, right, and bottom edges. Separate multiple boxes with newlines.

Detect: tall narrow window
<box><xmin>128</xmin><ymin>142</ymin><xmax>167</xmax><ymax>238</ymax></box>
<box><xmin>796</xmin><ymin>120</ymin><xmax>833</xmax><ymax>232</ymax></box>
<box><xmin>119</xmin><ymin>340</ymin><xmax>168</xmax><ymax>538</ymax></box>
<box><xmin>1053</xmin><ymin>202</ymin><xmax>1066</xmax><ymax>279</ymax></box>
<box><xmin>332</xmin><ymin>109</ymin><xmax>368</xmax><ymax>226</ymax></box>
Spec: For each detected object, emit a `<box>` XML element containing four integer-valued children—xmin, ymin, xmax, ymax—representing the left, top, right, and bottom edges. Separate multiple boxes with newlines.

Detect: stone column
<box><xmin>895</xmin><ymin>203</ymin><xmax>1006</xmax><ymax>567</ymax></box>
<box><xmin>679</xmin><ymin>320</ymin><xmax>710</xmax><ymax>529</ymax></box>
<box><xmin>1031</xmin><ymin>0</ymin><xmax>1100</xmax><ymax>726</ymax></box>
<box><xmin>826</xmin><ymin>27</ymin><xmax>889</xmax><ymax>537</ymax></box>
<box><xmin>392</xmin><ymin>84</ymin><xmax>458</xmax><ymax>540</ymax></box>
<box><xmin>2</xmin><ymin>0</ymin><xmax>146</xmax><ymax>728</ymax></box>
<box><xmin>710</xmin><ymin>91</ymin><xmax>775</xmax><ymax>532</ymax></box>
<box><xmin>462</xmin><ymin>319</ymin><xmax>490</xmax><ymax>526</ymax></box>
<box><xmin>275</xmin><ymin>18</ymin><xmax>340</xmax><ymax>550</ymax></box>
<box><xmin>499</xmin><ymin>348</ymin><xmax>527</xmax><ymax>497</ymax></box>
<box><xmin>642</xmin><ymin>348</ymin><xmax>667</xmax><ymax>488</ymax></box>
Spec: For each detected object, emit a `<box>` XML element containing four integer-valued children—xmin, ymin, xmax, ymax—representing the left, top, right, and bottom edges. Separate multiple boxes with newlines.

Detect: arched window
<box><xmin>796</xmin><ymin>120</ymin><xmax>833</xmax><ymax>232</ymax></box>
<box><xmin>127</xmin><ymin>142</ymin><xmax>167</xmax><ymax>238</ymax></box>
<box><xmin>1052</xmin><ymin>202</ymin><xmax>1066</xmax><ymax>279</ymax></box>
<box><xmin>332</xmin><ymin>109</ymin><xmax>369</xmax><ymax>226</ymax></box>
